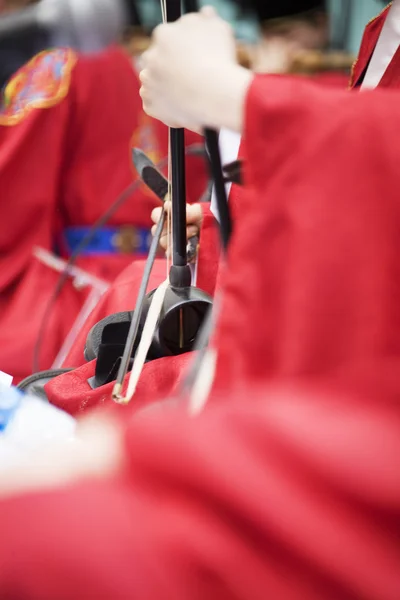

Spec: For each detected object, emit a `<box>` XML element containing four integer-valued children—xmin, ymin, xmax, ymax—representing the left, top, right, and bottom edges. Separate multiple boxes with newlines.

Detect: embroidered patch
<box><xmin>131</xmin><ymin>113</ymin><xmax>163</xmax><ymax>197</ymax></box>
<box><xmin>0</xmin><ymin>48</ymin><xmax>78</xmax><ymax>126</ymax></box>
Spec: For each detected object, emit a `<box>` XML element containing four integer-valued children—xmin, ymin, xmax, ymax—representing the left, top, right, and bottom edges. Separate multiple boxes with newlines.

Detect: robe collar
<box><xmin>349</xmin><ymin>3</ymin><xmax>400</xmax><ymax>89</ymax></box>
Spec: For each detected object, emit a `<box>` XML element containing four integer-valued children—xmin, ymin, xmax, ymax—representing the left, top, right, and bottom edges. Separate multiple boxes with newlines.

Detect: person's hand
<box><xmin>0</xmin><ymin>414</ymin><xmax>125</xmax><ymax>499</ymax></box>
<box><xmin>151</xmin><ymin>201</ymin><xmax>203</xmax><ymax>258</ymax></box>
<box><xmin>139</xmin><ymin>7</ymin><xmax>250</xmax><ymax>132</ymax></box>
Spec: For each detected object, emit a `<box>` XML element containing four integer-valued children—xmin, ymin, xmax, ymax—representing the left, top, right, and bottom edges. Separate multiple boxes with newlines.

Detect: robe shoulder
<box><xmin>0</xmin><ymin>48</ymin><xmax>78</xmax><ymax>126</ymax></box>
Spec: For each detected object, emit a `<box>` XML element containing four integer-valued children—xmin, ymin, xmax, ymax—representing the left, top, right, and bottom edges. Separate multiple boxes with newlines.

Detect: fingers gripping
<box><xmin>151</xmin><ymin>202</ymin><xmax>203</xmax><ymax>253</ymax></box>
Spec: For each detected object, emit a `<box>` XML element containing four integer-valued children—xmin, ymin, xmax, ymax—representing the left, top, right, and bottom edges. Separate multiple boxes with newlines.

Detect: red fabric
<box><xmin>0</xmin><ymin>385</ymin><xmax>399</xmax><ymax>599</ymax></box>
<box><xmin>0</xmin><ymin>46</ymin><xmax>207</xmax><ymax>381</ymax></box>
<box><xmin>195</xmin><ymin>202</ymin><xmax>221</xmax><ymax>294</ymax></box>
<box><xmin>212</xmin><ymin>74</ymin><xmax>400</xmax><ymax>399</ymax></box>
<box><xmin>311</xmin><ymin>71</ymin><xmax>351</xmax><ymax>88</ymax></box>
<box><xmin>47</xmin><ymin>354</ymin><xmax>194</xmax><ymax>416</ymax></box>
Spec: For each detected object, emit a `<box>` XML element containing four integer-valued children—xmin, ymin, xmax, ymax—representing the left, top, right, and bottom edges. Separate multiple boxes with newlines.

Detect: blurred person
<box><xmin>1</xmin><ymin>8</ymin><xmax>400</xmax><ymax>586</ymax></box>
<box><xmin>0</xmin><ymin>1</ymin><xmax>208</xmax><ymax>383</ymax></box>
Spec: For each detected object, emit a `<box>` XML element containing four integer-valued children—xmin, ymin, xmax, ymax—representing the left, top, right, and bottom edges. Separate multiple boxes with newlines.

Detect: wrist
<box><xmin>201</xmin><ymin>65</ymin><xmax>254</xmax><ymax>134</ymax></box>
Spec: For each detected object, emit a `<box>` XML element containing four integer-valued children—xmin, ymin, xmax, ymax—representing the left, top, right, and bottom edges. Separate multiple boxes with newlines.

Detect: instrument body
<box><xmin>86</xmin><ymin>272</ymin><xmax>212</xmax><ymax>390</ymax></box>
<box><xmin>145</xmin><ymin>284</ymin><xmax>212</xmax><ymax>358</ymax></box>
<box><xmin>86</xmin><ymin>148</ymin><xmax>213</xmax><ymax>391</ymax></box>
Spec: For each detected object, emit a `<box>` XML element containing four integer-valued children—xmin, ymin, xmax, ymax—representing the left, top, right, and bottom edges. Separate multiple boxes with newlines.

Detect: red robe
<box><xmin>0</xmin><ymin>383</ymin><xmax>399</xmax><ymax>600</ymax></box>
<box><xmin>212</xmin><ymin>74</ymin><xmax>400</xmax><ymax>400</ymax></box>
<box><xmin>0</xmin><ymin>46</ymin><xmax>207</xmax><ymax>382</ymax></box>
<box><xmin>2</xmin><ymin>73</ymin><xmax>400</xmax><ymax>595</ymax></box>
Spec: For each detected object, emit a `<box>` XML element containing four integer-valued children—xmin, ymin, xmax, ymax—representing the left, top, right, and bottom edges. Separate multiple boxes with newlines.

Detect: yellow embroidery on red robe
<box><xmin>0</xmin><ymin>48</ymin><xmax>78</xmax><ymax>126</ymax></box>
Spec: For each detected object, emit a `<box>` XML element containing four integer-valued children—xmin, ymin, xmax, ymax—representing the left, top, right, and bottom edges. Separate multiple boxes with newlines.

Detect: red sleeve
<box><xmin>196</xmin><ymin>202</ymin><xmax>220</xmax><ymax>296</ymax></box>
<box><xmin>243</xmin><ymin>74</ymin><xmax>353</xmax><ymax>186</ymax></box>
<box><xmin>213</xmin><ymin>74</ymin><xmax>400</xmax><ymax>396</ymax></box>
<box><xmin>184</xmin><ymin>128</ymin><xmax>210</xmax><ymax>204</ymax></box>
<box><xmin>0</xmin><ymin>386</ymin><xmax>398</xmax><ymax>599</ymax></box>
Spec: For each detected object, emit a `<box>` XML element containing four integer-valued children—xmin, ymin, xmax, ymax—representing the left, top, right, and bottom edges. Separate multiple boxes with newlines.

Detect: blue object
<box><xmin>0</xmin><ymin>386</ymin><xmax>22</xmax><ymax>432</ymax></box>
<box><xmin>64</xmin><ymin>226</ymin><xmax>152</xmax><ymax>256</ymax></box>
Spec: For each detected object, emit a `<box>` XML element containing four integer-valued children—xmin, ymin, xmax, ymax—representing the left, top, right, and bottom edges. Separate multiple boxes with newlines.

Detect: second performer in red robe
<box><xmin>0</xmin><ymin>44</ymin><xmax>207</xmax><ymax>382</ymax></box>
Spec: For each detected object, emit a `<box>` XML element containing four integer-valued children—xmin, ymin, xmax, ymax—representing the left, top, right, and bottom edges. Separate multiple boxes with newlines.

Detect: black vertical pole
<box><xmin>166</xmin><ymin>0</ymin><xmax>189</xmax><ymax>271</ymax></box>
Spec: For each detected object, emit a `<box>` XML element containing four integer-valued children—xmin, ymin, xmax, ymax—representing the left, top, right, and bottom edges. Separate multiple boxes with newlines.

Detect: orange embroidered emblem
<box><xmin>0</xmin><ymin>48</ymin><xmax>77</xmax><ymax>126</ymax></box>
